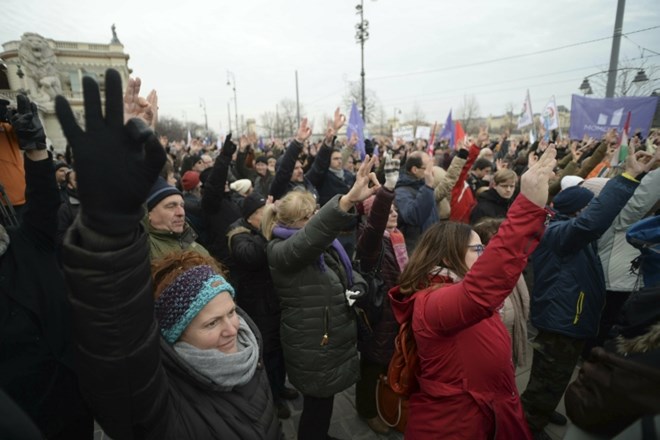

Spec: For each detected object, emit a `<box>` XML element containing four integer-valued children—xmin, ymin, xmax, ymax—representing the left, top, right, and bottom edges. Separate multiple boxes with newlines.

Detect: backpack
<box><xmin>376</xmin><ymin>301</ymin><xmax>421</xmax><ymax>433</ymax></box>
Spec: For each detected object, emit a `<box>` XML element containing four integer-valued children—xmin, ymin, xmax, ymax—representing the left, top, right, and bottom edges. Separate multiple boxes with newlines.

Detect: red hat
<box><xmin>181</xmin><ymin>171</ymin><xmax>200</xmax><ymax>191</ymax></box>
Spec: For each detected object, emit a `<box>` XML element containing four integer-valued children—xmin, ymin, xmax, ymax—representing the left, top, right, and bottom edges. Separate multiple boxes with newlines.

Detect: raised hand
<box><xmin>295</xmin><ymin>118</ymin><xmax>312</xmax><ymax>143</ymax></box>
<box><xmin>342</xmin><ymin>155</ymin><xmax>380</xmax><ymax>208</ymax></box>
<box><xmin>569</xmin><ymin>140</ymin><xmax>583</xmax><ymax>162</ymax></box>
<box><xmin>9</xmin><ymin>94</ymin><xmax>46</xmax><ymax>150</ymax></box>
<box><xmin>56</xmin><ymin>68</ymin><xmax>166</xmax><ymax>235</ymax></box>
<box><xmin>383</xmin><ymin>153</ymin><xmax>400</xmax><ymax>190</ymax></box>
<box><xmin>520</xmin><ymin>146</ymin><xmax>557</xmax><ymax>208</ymax></box>
<box><xmin>624</xmin><ymin>143</ymin><xmax>654</xmax><ymax>176</ymax></box>
<box><xmin>221</xmin><ymin>133</ymin><xmax>236</xmax><ymax>158</ymax></box>
<box><xmin>348</xmin><ymin>132</ymin><xmax>358</xmax><ymax>148</ymax></box>
<box><xmin>123</xmin><ymin>77</ymin><xmax>158</xmax><ymax>130</ymax></box>
<box><xmin>332</xmin><ymin>107</ymin><xmax>346</xmax><ymax>133</ymax></box>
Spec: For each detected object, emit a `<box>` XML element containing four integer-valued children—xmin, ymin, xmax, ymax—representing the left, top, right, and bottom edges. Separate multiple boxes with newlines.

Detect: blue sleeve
<box><xmin>395</xmin><ymin>184</ymin><xmax>435</xmax><ymax>228</ymax></box>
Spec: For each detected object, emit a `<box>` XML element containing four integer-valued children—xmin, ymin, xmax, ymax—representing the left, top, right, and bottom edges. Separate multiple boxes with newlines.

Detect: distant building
<box><xmin>0</xmin><ymin>28</ymin><xmax>130</xmax><ymax>150</ymax></box>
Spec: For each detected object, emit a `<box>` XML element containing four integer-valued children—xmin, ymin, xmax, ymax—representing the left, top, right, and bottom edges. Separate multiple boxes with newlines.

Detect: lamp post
<box><xmin>391</xmin><ymin>107</ymin><xmax>401</xmax><ymax>132</ymax></box>
<box><xmin>355</xmin><ymin>0</ymin><xmax>370</xmax><ymax>122</ymax></box>
<box><xmin>579</xmin><ymin>67</ymin><xmax>649</xmax><ymax>97</ymax></box>
<box><xmin>199</xmin><ymin>98</ymin><xmax>208</xmax><ymax>138</ymax></box>
<box><xmin>226</xmin><ymin>71</ymin><xmax>239</xmax><ymax>136</ymax></box>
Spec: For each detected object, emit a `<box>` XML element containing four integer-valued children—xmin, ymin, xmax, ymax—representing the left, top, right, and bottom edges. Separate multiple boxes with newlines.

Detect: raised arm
<box><xmin>306</xmin><ymin>108</ymin><xmax>345</xmax><ymax>188</ymax></box>
<box><xmin>202</xmin><ymin>134</ymin><xmax>235</xmax><ymax>213</ymax></box>
<box><xmin>56</xmin><ymin>69</ymin><xmax>171</xmax><ymax>438</ymax></box>
<box><xmin>269</xmin><ymin>118</ymin><xmax>311</xmax><ymax>200</ymax></box>
<box><xmin>424</xmin><ymin>147</ymin><xmax>557</xmax><ymax>333</ymax></box>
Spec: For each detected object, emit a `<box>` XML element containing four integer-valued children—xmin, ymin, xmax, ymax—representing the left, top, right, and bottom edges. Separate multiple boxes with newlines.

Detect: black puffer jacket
<box><xmin>227</xmin><ymin>218</ymin><xmax>281</xmax><ymax>354</ymax></box>
<box><xmin>469</xmin><ymin>187</ymin><xmax>513</xmax><ymax>224</ymax></box>
<box><xmin>267</xmin><ymin>195</ymin><xmax>363</xmax><ymax>397</ymax></box>
<box><xmin>63</xmin><ymin>219</ymin><xmax>281</xmax><ymax>440</ymax></box>
<box><xmin>268</xmin><ymin>139</ymin><xmax>321</xmax><ymax>201</ymax></box>
<box><xmin>355</xmin><ymin>187</ymin><xmax>401</xmax><ymax>365</ymax></box>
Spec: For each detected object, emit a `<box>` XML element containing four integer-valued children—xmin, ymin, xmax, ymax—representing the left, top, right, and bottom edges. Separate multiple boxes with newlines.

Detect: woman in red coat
<box><xmin>388</xmin><ymin>147</ymin><xmax>557</xmax><ymax>439</ymax></box>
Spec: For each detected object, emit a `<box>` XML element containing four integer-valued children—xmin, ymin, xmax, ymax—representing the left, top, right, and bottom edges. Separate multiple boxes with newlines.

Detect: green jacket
<box><xmin>142</xmin><ymin>216</ymin><xmax>210</xmax><ymax>261</ymax></box>
<box><xmin>267</xmin><ymin>195</ymin><xmax>362</xmax><ymax>397</ymax></box>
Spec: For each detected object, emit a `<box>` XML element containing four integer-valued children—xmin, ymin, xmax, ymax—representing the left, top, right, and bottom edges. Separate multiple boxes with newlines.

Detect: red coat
<box><xmin>449</xmin><ymin>144</ymin><xmax>480</xmax><ymax>223</ymax></box>
<box><xmin>389</xmin><ymin>195</ymin><xmax>549</xmax><ymax>439</ymax></box>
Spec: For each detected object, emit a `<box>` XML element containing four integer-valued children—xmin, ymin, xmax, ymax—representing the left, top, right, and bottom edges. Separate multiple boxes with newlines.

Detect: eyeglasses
<box><xmin>467</xmin><ymin>244</ymin><xmax>485</xmax><ymax>256</ymax></box>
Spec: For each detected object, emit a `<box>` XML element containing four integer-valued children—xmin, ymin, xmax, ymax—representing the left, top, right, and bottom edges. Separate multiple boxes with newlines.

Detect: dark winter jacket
<box><xmin>470</xmin><ymin>187</ymin><xmax>513</xmax><ymax>224</ymax></box>
<box><xmin>182</xmin><ymin>191</ymin><xmax>206</xmax><ymax>245</ymax></box>
<box><xmin>227</xmin><ymin>218</ymin><xmax>281</xmax><ymax>354</ymax></box>
<box><xmin>531</xmin><ymin>175</ymin><xmax>639</xmax><ymax>339</ymax></box>
<box><xmin>268</xmin><ymin>139</ymin><xmax>321</xmax><ymax>201</ymax></box>
<box><xmin>142</xmin><ymin>216</ymin><xmax>209</xmax><ymax>261</ymax></box>
<box><xmin>355</xmin><ymin>187</ymin><xmax>401</xmax><ymax>365</ymax></box>
<box><xmin>203</xmin><ymin>153</ymin><xmax>242</xmax><ymax>264</ymax></box>
<box><xmin>0</xmin><ymin>154</ymin><xmax>89</xmax><ymax>437</ymax></box>
<box><xmin>394</xmin><ymin>172</ymin><xmax>437</xmax><ymax>252</ymax></box>
<box><xmin>62</xmin><ymin>217</ymin><xmax>281</xmax><ymax>440</ymax></box>
<box><xmin>267</xmin><ymin>195</ymin><xmax>363</xmax><ymax>397</ymax></box>
<box><xmin>312</xmin><ymin>144</ymin><xmax>356</xmax><ymax>207</ymax></box>
<box><xmin>235</xmin><ymin>150</ymin><xmax>274</xmax><ymax>197</ymax></box>
<box><xmin>55</xmin><ymin>190</ymin><xmax>80</xmax><ymax>248</ymax></box>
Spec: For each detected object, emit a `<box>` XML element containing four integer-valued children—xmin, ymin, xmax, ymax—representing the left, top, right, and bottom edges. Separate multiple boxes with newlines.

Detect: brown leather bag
<box><xmin>375</xmin><ymin>320</ymin><xmax>419</xmax><ymax>433</ymax></box>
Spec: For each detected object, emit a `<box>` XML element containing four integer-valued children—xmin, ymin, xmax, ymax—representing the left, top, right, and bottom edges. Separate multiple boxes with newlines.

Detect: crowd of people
<box><xmin>1</xmin><ymin>68</ymin><xmax>659</xmax><ymax>440</ymax></box>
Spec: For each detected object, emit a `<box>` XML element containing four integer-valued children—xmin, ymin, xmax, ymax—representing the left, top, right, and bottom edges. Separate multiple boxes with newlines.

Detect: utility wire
<box><xmin>365</xmin><ymin>25</ymin><xmax>660</xmax><ymax>81</ymax></box>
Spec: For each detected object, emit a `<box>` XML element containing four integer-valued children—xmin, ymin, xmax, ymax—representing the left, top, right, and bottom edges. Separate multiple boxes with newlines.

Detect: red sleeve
<box><xmin>423</xmin><ymin>195</ymin><xmax>549</xmax><ymax>333</ymax></box>
<box><xmin>449</xmin><ymin>144</ymin><xmax>480</xmax><ymax>222</ymax></box>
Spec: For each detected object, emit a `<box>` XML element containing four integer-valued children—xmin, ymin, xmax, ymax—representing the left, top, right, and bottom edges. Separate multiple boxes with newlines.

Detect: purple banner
<box><xmin>569</xmin><ymin>94</ymin><xmax>658</xmax><ymax>139</ymax></box>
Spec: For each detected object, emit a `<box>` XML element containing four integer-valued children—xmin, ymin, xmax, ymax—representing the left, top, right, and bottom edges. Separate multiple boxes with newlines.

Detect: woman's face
<box><xmin>179</xmin><ymin>292</ymin><xmax>239</xmax><ymax>353</ymax></box>
<box><xmin>495</xmin><ymin>179</ymin><xmax>516</xmax><ymax>199</ymax></box>
<box><xmin>464</xmin><ymin>231</ymin><xmax>484</xmax><ymax>271</ymax></box>
<box><xmin>386</xmin><ymin>205</ymin><xmax>398</xmax><ymax>230</ymax></box>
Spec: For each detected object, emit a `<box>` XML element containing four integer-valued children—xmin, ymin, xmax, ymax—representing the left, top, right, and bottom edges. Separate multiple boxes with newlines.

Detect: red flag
<box><xmin>427</xmin><ymin>121</ymin><xmax>438</xmax><ymax>155</ymax></box>
<box><xmin>454</xmin><ymin>121</ymin><xmax>466</xmax><ymax>147</ymax></box>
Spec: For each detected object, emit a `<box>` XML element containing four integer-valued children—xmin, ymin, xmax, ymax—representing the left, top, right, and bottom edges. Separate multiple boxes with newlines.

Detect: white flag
<box><xmin>542</xmin><ymin>96</ymin><xmax>559</xmax><ymax>131</ymax></box>
<box><xmin>517</xmin><ymin>89</ymin><xmax>534</xmax><ymax>129</ymax></box>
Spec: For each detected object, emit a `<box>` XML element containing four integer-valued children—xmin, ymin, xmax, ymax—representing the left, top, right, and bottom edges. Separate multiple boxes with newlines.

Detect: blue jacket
<box><xmin>394</xmin><ymin>172</ymin><xmax>438</xmax><ymax>252</ymax></box>
<box><xmin>531</xmin><ymin>175</ymin><xmax>638</xmax><ymax>338</ymax></box>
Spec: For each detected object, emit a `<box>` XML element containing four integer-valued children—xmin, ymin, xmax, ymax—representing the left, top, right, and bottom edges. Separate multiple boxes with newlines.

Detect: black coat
<box><xmin>227</xmin><ymin>218</ymin><xmax>281</xmax><ymax>353</ymax></box>
<box><xmin>0</xmin><ymin>154</ymin><xmax>90</xmax><ymax>437</ymax></box>
<box><xmin>62</xmin><ymin>217</ymin><xmax>281</xmax><ymax>440</ymax></box>
<box><xmin>356</xmin><ymin>187</ymin><xmax>401</xmax><ymax>365</ymax></box>
<box><xmin>268</xmin><ymin>140</ymin><xmax>321</xmax><ymax>201</ymax></box>
<box><xmin>470</xmin><ymin>187</ymin><xmax>513</xmax><ymax>224</ymax></box>
<box><xmin>203</xmin><ymin>154</ymin><xmax>242</xmax><ymax>264</ymax></box>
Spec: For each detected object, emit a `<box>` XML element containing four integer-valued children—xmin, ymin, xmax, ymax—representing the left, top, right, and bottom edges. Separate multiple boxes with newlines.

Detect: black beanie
<box><xmin>146</xmin><ymin>177</ymin><xmax>182</xmax><ymax>211</ymax></box>
<box><xmin>255</xmin><ymin>156</ymin><xmax>268</xmax><ymax>165</ymax></box>
<box><xmin>242</xmin><ymin>192</ymin><xmax>266</xmax><ymax>220</ymax></box>
<box><xmin>552</xmin><ymin>186</ymin><xmax>594</xmax><ymax>216</ymax></box>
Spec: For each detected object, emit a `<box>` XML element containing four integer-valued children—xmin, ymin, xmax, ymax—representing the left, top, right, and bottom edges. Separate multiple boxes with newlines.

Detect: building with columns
<box><xmin>0</xmin><ymin>27</ymin><xmax>131</xmax><ymax>150</ymax></box>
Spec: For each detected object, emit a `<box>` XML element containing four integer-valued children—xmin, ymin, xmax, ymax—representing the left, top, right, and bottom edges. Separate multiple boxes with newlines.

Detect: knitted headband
<box><xmin>154</xmin><ymin>265</ymin><xmax>235</xmax><ymax>344</ymax></box>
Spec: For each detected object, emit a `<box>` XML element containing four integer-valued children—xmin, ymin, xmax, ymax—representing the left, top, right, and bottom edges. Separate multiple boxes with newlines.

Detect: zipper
<box><xmin>320</xmin><ymin>306</ymin><xmax>329</xmax><ymax>346</ymax></box>
<box><xmin>573</xmin><ymin>291</ymin><xmax>585</xmax><ymax>325</ymax></box>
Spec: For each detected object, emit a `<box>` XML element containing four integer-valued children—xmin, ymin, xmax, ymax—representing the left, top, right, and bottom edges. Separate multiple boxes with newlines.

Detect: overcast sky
<box><xmin>3</xmin><ymin>0</ymin><xmax>659</xmax><ymax>136</ymax></box>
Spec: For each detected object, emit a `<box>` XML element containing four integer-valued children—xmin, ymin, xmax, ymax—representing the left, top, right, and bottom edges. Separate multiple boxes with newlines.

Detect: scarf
<box><xmin>509</xmin><ymin>275</ymin><xmax>530</xmax><ymax>368</ymax></box>
<box><xmin>173</xmin><ymin>316</ymin><xmax>258</xmax><ymax>388</ymax></box>
<box><xmin>273</xmin><ymin>225</ymin><xmax>354</xmax><ymax>287</ymax></box>
<box><xmin>428</xmin><ymin>266</ymin><xmax>462</xmax><ymax>285</ymax></box>
<box><xmin>0</xmin><ymin>224</ymin><xmax>8</xmax><ymax>257</ymax></box>
<box><xmin>385</xmin><ymin>228</ymin><xmax>408</xmax><ymax>272</ymax></box>
<box><xmin>329</xmin><ymin>167</ymin><xmax>345</xmax><ymax>181</ymax></box>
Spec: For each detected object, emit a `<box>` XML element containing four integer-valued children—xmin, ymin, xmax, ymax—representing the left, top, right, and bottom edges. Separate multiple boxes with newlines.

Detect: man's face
<box><xmin>55</xmin><ymin>167</ymin><xmax>68</xmax><ymax>185</ymax></box>
<box><xmin>473</xmin><ymin>167</ymin><xmax>490</xmax><ymax>179</ymax></box>
<box><xmin>413</xmin><ymin>154</ymin><xmax>431</xmax><ymax>180</ymax></box>
<box><xmin>330</xmin><ymin>152</ymin><xmax>343</xmax><ymax>171</ymax></box>
<box><xmin>255</xmin><ymin>162</ymin><xmax>268</xmax><ymax>176</ymax></box>
<box><xmin>148</xmin><ymin>194</ymin><xmax>185</xmax><ymax>233</ymax></box>
<box><xmin>290</xmin><ymin>160</ymin><xmax>304</xmax><ymax>183</ymax></box>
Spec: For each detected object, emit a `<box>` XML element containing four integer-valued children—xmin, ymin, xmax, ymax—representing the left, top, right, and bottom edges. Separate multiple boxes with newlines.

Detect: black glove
<box><xmin>55</xmin><ymin>69</ymin><xmax>166</xmax><ymax>235</ymax></box>
<box><xmin>0</xmin><ymin>99</ymin><xmax>9</xmax><ymax>122</ymax></box>
<box><xmin>10</xmin><ymin>94</ymin><xmax>47</xmax><ymax>150</ymax></box>
<box><xmin>221</xmin><ymin>133</ymin><xmax>236</xmax><ymax>158</ymax></box>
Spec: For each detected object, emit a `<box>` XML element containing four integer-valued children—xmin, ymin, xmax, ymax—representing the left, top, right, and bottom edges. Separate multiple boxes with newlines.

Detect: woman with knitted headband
<box><xmin>56</xmin><ymin>70</ymin><xmax>280</xmax><ymax>439</ymax></box>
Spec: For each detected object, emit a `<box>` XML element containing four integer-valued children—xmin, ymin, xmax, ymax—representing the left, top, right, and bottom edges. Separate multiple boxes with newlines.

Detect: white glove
<box><xmin>384</xmin><ymin>153</ymin><xmax>400</xmax><ymax>190</ymax></box>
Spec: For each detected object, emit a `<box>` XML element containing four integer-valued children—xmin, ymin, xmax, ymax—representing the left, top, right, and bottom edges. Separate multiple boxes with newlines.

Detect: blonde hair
<box><xmin>493</xmin><ymin>169</ymin><xmax>517</xmax><ymax>185</ymax></box>
<box><xmin>262</xmin><ymin>190</ymin><xmax>317</xmax><ymax>240</ymax></box>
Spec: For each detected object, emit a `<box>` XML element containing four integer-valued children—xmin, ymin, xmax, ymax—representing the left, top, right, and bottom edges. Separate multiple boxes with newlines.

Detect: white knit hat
<box><xmin>230</xmin><ymin>179</ymin><xmax>252</xmax><ymax>195</ymax></box>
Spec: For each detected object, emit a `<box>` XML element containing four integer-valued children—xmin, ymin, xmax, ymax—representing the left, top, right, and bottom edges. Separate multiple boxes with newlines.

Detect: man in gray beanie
<box><xmin>522</xmin><ymin>147</ymin><xmax>656</xmax><ymax>440</ymax></box>
<box><xmin>143</xmin><ymin>176</ymin><xmax>209</xmax><ymax>260</ymax></box>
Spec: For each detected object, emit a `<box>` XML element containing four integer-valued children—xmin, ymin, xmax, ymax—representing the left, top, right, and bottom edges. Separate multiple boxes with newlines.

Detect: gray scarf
<box><xmin>174</xmin><ymin>316</ymin><xmax>259</xmax><ymax>388</ymax></box>
<box><xmin>329</xmin><ymin>167</ymin><xmax>345</xmax><ymax>181</ymax></box>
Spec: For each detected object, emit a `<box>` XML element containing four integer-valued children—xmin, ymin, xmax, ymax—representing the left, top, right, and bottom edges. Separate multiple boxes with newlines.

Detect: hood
<box><xmin>395</xmin><ymin>172</ymin><xmax>423</xmax><ymax>189</ymax></box>
<box><xmin>479</xmin><ymin>187</ymin><xmax>511</xmax><ymax>206</ymax></box>
<box><xmin>388</xmin><ymin>284</ymin><xmax>416</xmax><ymax>325</ymax></box>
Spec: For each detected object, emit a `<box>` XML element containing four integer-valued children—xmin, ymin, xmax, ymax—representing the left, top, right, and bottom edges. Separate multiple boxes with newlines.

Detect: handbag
<box><xmin>376</xmin><ymin>374</ymin><xmax>408</xmax><ymax>433</ymax></box>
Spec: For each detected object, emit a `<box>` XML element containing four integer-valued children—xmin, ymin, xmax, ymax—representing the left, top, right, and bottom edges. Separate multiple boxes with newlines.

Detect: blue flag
<box><xmin>346</xmin><ymin>102</ymin><xmax>366</xmax><ymax>160</ymax></box>
<box><xmin>437</xmin><ymin>109</ymin><xmax>454</xmax><ymax>148</ymax></box>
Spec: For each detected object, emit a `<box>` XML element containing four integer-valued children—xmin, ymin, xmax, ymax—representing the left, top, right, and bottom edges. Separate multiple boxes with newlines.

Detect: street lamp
<box><xmin>226</xmin><ymin>71</ymin><xmax>239</xmax><ymax>136</ymax></box>
<box><xmin>391</xmin><ymin>107</ymin><xmax>402</xmax><ymax>131</ymax></box>
<box><xmin>199</xmin><ymin>98</ymin><xmax>208</xmax><ymax>136</ymax></box>
<box><xmin>355</xmin><ymin>1</ymin><xmax>370</xmax><ymax>122</ymax></box>
<box><xmin>578</xmin><ymin>67</ymin><xmax>649</xmax><ymax>97</ymax></box>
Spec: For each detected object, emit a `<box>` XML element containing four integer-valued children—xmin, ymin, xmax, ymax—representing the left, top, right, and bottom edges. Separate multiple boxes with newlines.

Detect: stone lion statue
<box><xmin>17</xmin><ymin>32</ymin><xmax>62</xmax><ymax>103</ymax></box>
